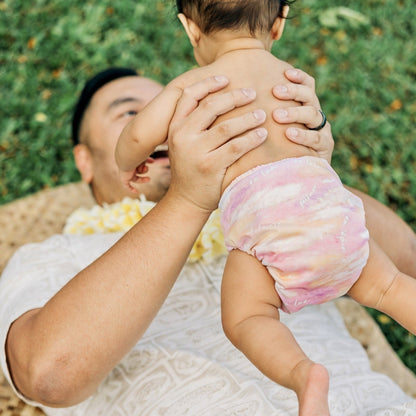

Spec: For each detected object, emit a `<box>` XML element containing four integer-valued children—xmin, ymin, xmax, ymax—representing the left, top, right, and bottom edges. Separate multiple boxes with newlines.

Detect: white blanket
<box><xmin>1</xmin><ymin>233</ymin><xmax>415</xmax><ymax>415</ymax></box>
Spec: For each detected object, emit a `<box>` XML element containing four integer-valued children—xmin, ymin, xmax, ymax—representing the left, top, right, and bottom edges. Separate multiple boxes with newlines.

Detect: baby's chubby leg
<box><xmin>221</xmin><ymin>249</ymin><xmax>329</xmax><ymax>416</ymax></box>
<box><xmin>348</xmin><ymin>238</ymin><xmax>416</xmax><ymax>334</ymax></box>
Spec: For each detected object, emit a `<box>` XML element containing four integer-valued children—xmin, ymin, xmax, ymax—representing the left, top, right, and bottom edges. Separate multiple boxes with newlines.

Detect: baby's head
<box><xmin>176</xmin><ymin>0</ymin><xmax>294</xmax><ymax>64</ymax></box>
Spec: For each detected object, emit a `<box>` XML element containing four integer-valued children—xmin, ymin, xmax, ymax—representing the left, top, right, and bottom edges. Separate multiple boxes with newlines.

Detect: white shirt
<box><xmin>1</xmin><ymin>233</ymin><xmax>415</xmax><ymax>415</ymax></box>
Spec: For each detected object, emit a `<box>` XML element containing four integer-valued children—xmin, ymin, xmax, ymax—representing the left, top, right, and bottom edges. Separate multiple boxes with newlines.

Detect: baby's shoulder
<box><xmin>166</xmin><ymin>66</ymin><xmax>214</xmax><ymax>91</ymax></box>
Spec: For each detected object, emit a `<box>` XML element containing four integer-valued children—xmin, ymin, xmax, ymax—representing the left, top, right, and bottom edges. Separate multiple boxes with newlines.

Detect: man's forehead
<box><xmin>92</xmin><ymin>76</ymin><xmax>162</xmax><ymax>110</ymax></box>
<box><xmin>107</xmin><ymin>96</ymin><xmax>143</xmax><ymax>111</ymax></box>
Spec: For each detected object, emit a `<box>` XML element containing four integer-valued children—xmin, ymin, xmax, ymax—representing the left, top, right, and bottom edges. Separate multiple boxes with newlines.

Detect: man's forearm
<box><xmin>347</xmin><ymin>186</ymin><xmax>416</xmax><ymax>277</ymax></box>
<box><xmin>6</xmin><ymin>191</ymin><xmax>210</xmax><ymax>407</ymax></box>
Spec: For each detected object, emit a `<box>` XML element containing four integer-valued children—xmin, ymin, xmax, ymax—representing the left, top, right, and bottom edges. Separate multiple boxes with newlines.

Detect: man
<box><xmin>1</xmin><ymin>68</ymin><xmax>415</xmax><ymax>415</ymax></box>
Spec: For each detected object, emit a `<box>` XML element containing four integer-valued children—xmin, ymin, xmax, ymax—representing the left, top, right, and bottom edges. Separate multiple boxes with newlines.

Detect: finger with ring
<box><xmin>309</xmin><ymin>109</ymin><xmax>326</xmax><ymax>131</ymax></box>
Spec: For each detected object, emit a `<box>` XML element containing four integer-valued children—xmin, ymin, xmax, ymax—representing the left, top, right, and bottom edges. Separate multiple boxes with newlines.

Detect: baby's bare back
<box><xmin>175</xmin><ymin>49</ymin><xmax>317</xmax><ymax>191</ymax></box>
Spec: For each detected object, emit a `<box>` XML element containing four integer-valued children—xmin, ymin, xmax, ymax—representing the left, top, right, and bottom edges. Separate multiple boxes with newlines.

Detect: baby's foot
<box><xmin>293</xmin><ymin>361</ymin><xmax>330</xmax><ymax>416</ymax></box>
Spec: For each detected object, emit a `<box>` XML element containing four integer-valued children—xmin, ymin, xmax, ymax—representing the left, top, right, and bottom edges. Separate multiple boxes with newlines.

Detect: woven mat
<box><xmin>0</xmin><ymin>182</ymin><xmax>414</xmax><ymax>415</ymax></box>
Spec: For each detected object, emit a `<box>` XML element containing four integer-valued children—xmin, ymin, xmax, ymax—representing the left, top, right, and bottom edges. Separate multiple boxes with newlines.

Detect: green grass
<box><xmin>1</xmin><ymin>0</ymin><xmax>415</xmax><ymax>372</ymax></box>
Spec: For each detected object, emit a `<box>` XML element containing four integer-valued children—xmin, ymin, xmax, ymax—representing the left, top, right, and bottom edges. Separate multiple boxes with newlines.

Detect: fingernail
<box><xmin>274</xmin><ymin>109</ymin><xmax>288</xmax><ymax>120</ymax></box>
<box><xmin>286</xmin><ymin>69</ymin><xmax>298</xmax><ymax>78</ymax></box>
<box><xmin>242</xmin><ymin>88</ymin><xmax>256</xmax><ymax>99</ymax></box>
<box><xmin>256</xmin><ymin>128</ymin><xmax>268</xmax><ymax>140</ymax></box>
<box><xmin>252</xmin><ymin>109</ymin><xmax>266</xmax><ymax>121</ymax></box>
<box><xmin>287</xmin><ymin>127</ymin><xmax>299</xmax><ymax>138</ymax></box>
<box><xmin>275</xmin><ymin>85</ymin><xmax>288</xmax><ymax>96</ymax></box>
<box><xmin>214</xmin><ymin>75</ymin><xmax>228</xmax><ymax>83</ymax></box>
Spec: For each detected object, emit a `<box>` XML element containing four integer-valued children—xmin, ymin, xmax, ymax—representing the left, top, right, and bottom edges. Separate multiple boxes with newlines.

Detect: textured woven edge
<box><xmin>0</xmin><ymin>182</ymin><xmax>95</xmax><ymax>274</ymax></box>
<box><xmin>0</xmin><ymin>183</ymin><xmax>415</xmax><ymax>415</ymax></box>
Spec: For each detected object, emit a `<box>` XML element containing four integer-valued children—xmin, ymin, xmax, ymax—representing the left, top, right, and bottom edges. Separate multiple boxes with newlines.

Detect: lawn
<box><xmin>1</xmin><ymin>0</ymin><xmax>415</xmax><ymax>371</ymax></box>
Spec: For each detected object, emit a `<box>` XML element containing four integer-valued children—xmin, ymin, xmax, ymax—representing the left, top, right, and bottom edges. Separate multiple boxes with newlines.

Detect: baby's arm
<box><xmin>115</xmin><ymin>84</ymin><xmax>183</xmax><ymax>191</ymax></box>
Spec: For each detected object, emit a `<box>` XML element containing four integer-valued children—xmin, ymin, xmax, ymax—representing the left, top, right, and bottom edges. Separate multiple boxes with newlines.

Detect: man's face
<box><xmin>78</xmin><ymin>76</ymin><xmax>170</xmax><ymax>204</ymax></box>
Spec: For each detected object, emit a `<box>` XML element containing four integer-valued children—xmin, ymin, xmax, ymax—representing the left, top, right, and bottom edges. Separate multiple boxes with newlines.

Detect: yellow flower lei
<box><xmin>64</xmin><ymin>196</ymin><xmax>227</xmax><ymax>263</ymax></box>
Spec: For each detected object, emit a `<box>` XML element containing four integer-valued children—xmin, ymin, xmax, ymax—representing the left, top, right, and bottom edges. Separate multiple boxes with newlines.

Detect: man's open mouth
<box><xmin>150</xmin><ymin>144</ymin><xmax>168</xmax><ymax>159</ymax></box>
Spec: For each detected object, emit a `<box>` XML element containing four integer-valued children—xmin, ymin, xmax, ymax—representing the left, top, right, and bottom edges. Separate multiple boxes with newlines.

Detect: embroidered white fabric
<box><xmin>1</xmin><ymin>233</ymin><xmax>415</xmax><ymax>416</ymax></box>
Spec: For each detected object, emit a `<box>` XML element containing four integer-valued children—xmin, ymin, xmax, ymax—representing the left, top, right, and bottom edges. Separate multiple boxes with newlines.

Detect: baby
<box><xmin>115</xmin><ymin>1</ymin><xmax>416</xmax><ymax>414</ymax></box>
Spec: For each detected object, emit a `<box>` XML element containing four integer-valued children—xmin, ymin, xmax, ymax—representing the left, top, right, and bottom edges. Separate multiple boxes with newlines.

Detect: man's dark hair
<box><xmin>71</xmin><ymin>67</ymin><xmax>138</xmax><ymax>146</ymax></box>
<box><xmin>176</xmin><ymin>0</ymin><xmax>295</xmax><ymax>35</ymax></box>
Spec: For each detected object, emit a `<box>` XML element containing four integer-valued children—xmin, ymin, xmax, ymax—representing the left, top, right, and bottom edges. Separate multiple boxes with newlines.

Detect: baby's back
<box><xmin>175</xmin><ymin>49</ymin><xmax>317</xmax><ymax>191</ymax></box>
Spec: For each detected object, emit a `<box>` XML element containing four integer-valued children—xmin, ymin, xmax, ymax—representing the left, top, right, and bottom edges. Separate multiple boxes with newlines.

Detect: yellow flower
<box><xmin>34</xmin><ymin>113</ymin><xmax>47</xmax><ymax>122</ymax></box>
<box><xmin>389</xmin><ymin>99</ymin><xmax>402</xmax><ymax>112</ymax></box>
<box><xmin>64</xmin><ymin>196</ymin><xmax>227</xmax><ymax>263</ymax></box>
<box><xmin>27</xmin><ymin>37</ymin><xmax>36</xmax><ymax>49</ymax></box>
<box><xmin>377</xmin><ymin>314</ymin><xmax>391</xmax><ymax>325</ymax></box>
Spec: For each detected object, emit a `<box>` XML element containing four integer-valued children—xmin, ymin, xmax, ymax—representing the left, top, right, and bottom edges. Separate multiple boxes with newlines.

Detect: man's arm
<box><xmin>347</xmin><ymin>187</ymin><xmax>416</xmax><ymax>278</ymax></box>
<box><xmin>6</xmin><ymin>77</ymin><xmax>267</xmax><ymax>407</ymax></box>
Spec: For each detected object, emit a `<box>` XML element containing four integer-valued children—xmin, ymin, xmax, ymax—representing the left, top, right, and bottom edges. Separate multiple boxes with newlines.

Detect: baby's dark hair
<box><xmin>176</xmin><ymin>0</ymin><xmax>295</xmax><ymax>35</ymax></box>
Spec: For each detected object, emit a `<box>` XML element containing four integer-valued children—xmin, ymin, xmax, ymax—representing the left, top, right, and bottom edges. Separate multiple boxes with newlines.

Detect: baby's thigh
<box><xmin>221</xmin><ymin>249</ymin><xmax>282</xmax><ymax>327</ymax></box>
<box><xmin>348</xmin><ymin>238</ymin><xmax>398</xmax><ymax>308</ymax></box>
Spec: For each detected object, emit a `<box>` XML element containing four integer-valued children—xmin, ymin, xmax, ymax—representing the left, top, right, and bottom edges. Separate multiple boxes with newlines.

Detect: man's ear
<box><xmin>271</xmin><ymin>5</ymin><xmax>289</xmax><ymax>41</ymax></box>
<box><xmin>177</xmin><ymin>13</ymin><xmax>202</xmax><ymax>47</ymax></box>
<box><xmin>73</xmin><ymin>144</ymin><xmax>93</xmax><ymax>184</ymax></box>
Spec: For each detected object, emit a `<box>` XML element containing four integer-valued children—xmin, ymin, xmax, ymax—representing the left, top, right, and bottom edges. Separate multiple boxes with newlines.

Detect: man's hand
<box><xmin>272</xmin><ymin>68</ymin><xmax>334</xmax><ymax>163</ymax></box>
<box><xmin>167</xmin><ymin>75</ymin><xmax>268</xmax><ymax>212</ymax></box>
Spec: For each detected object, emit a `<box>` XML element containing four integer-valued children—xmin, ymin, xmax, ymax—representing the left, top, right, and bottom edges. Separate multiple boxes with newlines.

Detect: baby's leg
<box><xmin>348</xmin><ymin>238</ymin><xmax>416</xmax><ymax>334</ymax></box>
<box><xmin>221</xmin><ymin>249</ymin><xmax>329</xmax><ymax>416</ymax></box>
<box><xmin>348</xmin><ymin>187</ymin><xmax>416</xmax><ymax>278</ymax></box>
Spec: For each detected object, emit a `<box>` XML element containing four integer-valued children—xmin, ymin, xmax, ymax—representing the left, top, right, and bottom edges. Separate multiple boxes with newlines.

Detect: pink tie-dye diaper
<box><xmin>219</xmin><ymin>156</ymin><xmax>369</xmax><ymax>313</ymax></box>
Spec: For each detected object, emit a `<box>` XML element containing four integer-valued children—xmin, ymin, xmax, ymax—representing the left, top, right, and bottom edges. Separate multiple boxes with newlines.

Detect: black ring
<box><xmin>309</xmin><ymin>109</ymin><xmax>327</xmax><ymax>131</ymax></box>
